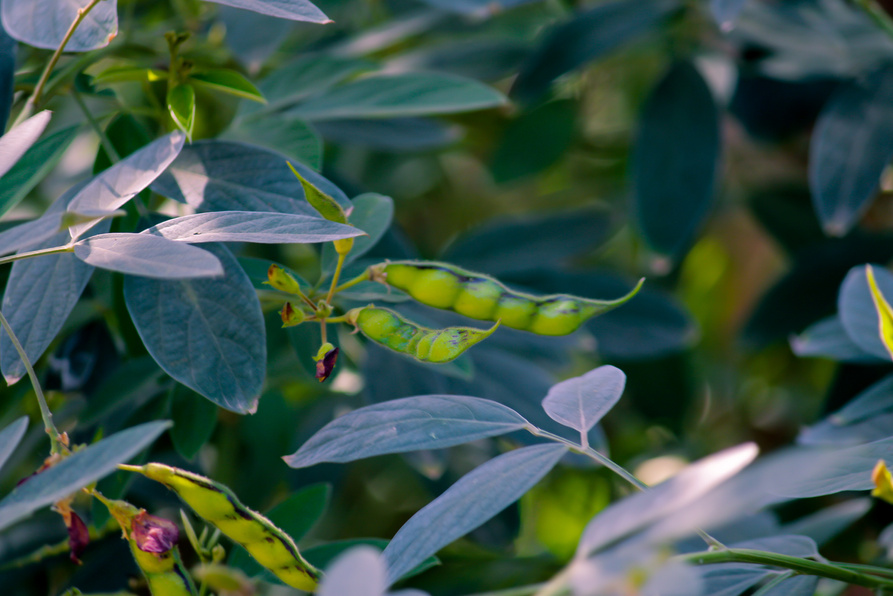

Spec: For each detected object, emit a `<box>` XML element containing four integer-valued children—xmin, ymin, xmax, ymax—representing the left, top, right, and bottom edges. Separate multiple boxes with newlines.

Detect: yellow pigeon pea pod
<box><xmin>346</xmin><ymin>305</ymin><xmax>499</xmax><ymax>363</ymax></box>
<box><xmin>118</xmin><ymin>463</ymin><xmax>322</xmax><ymax>592</ymax></box>
<box><xmin>370</xmin><ymin>260</ymin><xmax>644</xmax><ymax>336</ymax></box>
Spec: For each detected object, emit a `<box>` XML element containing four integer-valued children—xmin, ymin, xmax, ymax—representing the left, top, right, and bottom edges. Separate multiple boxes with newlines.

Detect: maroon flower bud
<box><xmin>314</xmin><ymin>344</ymin><xmax>338</xmax><ymax>382</ymax></box>
<box><xmin>65</xmin><ymin>510</ymin><xmax>89</xmax><ymax>564</ymax></box>
<box><xmin>131</xmin><ymin>511</ymin><xmax>179</xmax><ymax>553</ymax></box>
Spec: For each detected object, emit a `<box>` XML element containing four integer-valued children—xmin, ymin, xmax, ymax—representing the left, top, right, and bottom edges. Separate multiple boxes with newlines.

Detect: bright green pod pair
<box><xmin>346</xmin><ymin>305</ymin><xmax>499</xmax><ymax>363</ymax></box>
<box><xmin>119</xmin><ymin>463</ymin><xmax>322</xmax><ymax>592</ymax></box>
<box><xmin>370</xmin><ymin>261</ymin><xmax>644</xmax><ymax>336</ymax></box>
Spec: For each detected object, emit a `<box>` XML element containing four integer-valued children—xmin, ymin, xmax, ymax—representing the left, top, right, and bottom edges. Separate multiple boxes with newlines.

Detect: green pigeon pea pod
<box><xmin>118</xmin><ymin>463</ymin><xmax>322</xmax><ymax>592</ymax></box>
<box><xmin>346</xmin><ymin>305</ymin><xmax>499</xmax><ymax>363</ymax></box>
<box><xmin>369</xmin><ymin>260</ymin><xmax>644</xmax><ymax>336</ymax></box>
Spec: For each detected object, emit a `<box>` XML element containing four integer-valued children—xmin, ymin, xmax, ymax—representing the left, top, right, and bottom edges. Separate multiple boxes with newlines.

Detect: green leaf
<box><xmin>92</xmin><ymin>66</ymin><xmax>168</xmax><ymax>87</ymax></box>
<box><xmin>2</xmin><ymin>0</ymin><xmax>118</xmax><ymax>52</ymax></box>
<box><xmin>202</xmin><ymin>0</ymin><xmax>331</xmax><ymax>23</ymax></box>
<box><xmin>0</xmin><ymin>417</ymin><xmax>28</xmax><ymax>478</ymax></box>
<box><xmin>490</xmin><ymin>99</ymin><xmax>577</xmax><ymax>183</ymax></box>
<box><xmin>838</xmin><ymin>263</ymin><xmax>893</xmax><ymax>360</ymax></box>
<box><xmin>170</xmin><ymin>384</ymin><xmax>218</xmax><ymax>460</ymax></box>
<box><xmin>321</xmin><ymin>193</ymin><xmax>394</xmax><ymax>274</ymax></box>
<box><xmin>0</xmin><ymin>110</ymin><xmax>51</xmax><ymax>179</ymax></box>
<box><xmin>287</xmin><ymin>162</ymin><xmax>348</xmax><ymax>223</ymax></box>
<box><xmin>73</xmin><ymin>233</ymin><xmax>225</xmax><ymax>279</ymax></box>
<box><xmin>224</xmin><ymin>116</ymin><xmax>322</xmax><ymax>170</ymax></box>
<box><xmin>143</xmin><ymin>211</ymin><xmax>362</xmax><ymax>244</ymax></box>
<box><xmin>167</xmin><ymin>84</ymin><xmax>196</xmax><ymax>141</ymax></box>
<box><xmin>289</xmin><ymin>72</ymin><xmax>507</xmax><ymax>121</ymax></box>
<box><xmin>190</xmin><ymin>69</ymin><xmax>265</xmax><ymax>103</ymax></box>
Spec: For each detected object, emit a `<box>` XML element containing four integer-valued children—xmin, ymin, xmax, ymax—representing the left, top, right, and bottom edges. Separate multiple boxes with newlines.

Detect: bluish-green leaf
<box><xmin>225</xmin><ymin>116</ymin><xmax>322</xmax><ymax>170</ymax></box>
<box><xmin>0</xmin><ymin>417</ymin><xmax>27</xmax><ymax>477</ymax></box>
<box><xmin>144</xmin><ymin>211</ymin><xmax>363</xmax><ymax>245</ymax></box>
<box><xmin>710</xmin><ymin>0</ymin><xmax>749</xmax><ymax>30</ymax></box>
<box><xmin>0</xmin><ymin>26</ymin><xmax>15</xmax><ymax>131</ymax></box>
<box><xmin>170</xmin><ymin>384</ymin><xmax>218</xmax><ymax>460</ymax></box>
<box><xmin>290</xmin><ymin>73</ymin><xmax>507</xmax><ymax>121</ymax></box>
<box><xmin>314</xmin><ymin>118</ymin><xmax>457</xmax><ymax>152</ymax></box>
<box><xmin>790</xmin><ymin>315</ymin><xmax>882</xmax><ymax>363</ymax></box>
<box><xmin>74</xmin><ymin>233</ymin><xmax>225</xmax><ymax>279</ymax></box>
<box><xmin>2</xmin><ymin>0</ymin><xmax>118</xmax><ymax>51</ymax></box>
<box><xmin>810</xmin><ymin>66</ymin><xmax>893</xmax><ymax>236</ymax></box>
<box><xmin>319</xmin><ymin>546</ymin><xmax>386</xmax><ymax>596</ymax></box>
<box><xmin>775</xmin><ymin>436</ymin><xmax>893</xmax><ymax>497</ymax></box>
<box><xmin>382</xmin><ymin>443</ymin><xmax>567</xmax><ymax>584</ymax></box>
<box><xmin>124</xmin><ymin>244</ymin><xmax>265</xmax><ymax>414</ymax></box>
<box><xmin>0</xmin><ymin>124</ymin><xmax>78</xmax><ymax>219</ymax></box>
<box><xmin>760</xmin><ymin>576</ymin><xmax>818</xmax><ymax>596</ymax></box>
<box><xmin>202</xmin><ymin>0</ymin><xmax>331</xmax><ymax>23</ymax></box>
<box><xmin>0</xmin><ymin>421</ymin><xmax>170</xmax><ymax>532</ymax></box>
<box><xmin>490</xmin><ymin>99</ymin><xmax>577</xmax><ymax>183</ymax></box>
<box><xmin>151</xmin><ymin>140</ymin><xmax>349</xmax><ymax>213</ymax></box>
<box><xmin>321</xmin><ymin>193</ymin><xmax>393</xmax><ymax>274</ymax></box>
<box><xmin>284</xmin><ymin>395</ymin><xmax>531</xmax><ymax>468</ymax></box>
<box><xmin>838</xmin><ymin>264</ymin><xmax>893</xmax><ymax>360</ymax></box>
<box><xmin>67</xmin><ymin>132</ymin><xmax>185</xmax><ymax>239</ymax></box>
<box><xmin>412</xmin><ymin>0</ymin><xmax>538</xmax><ymax>16</ymax></box>
<box><xmin>304</xmin><ymin>539</ymin><xmax>438</xmax><ymax>580</ymax></box>
<box><xmin>511</xmin><ymin>0</ymin><xmax>677</xmax><ymax>104</ymax></box>
<box><xmin>542</xmin><ymin>365</ymin><xmax>625</xmax><ymax>434</ymax></box>
<box><xmin>633</xmin><ymin>60</ymin><xmax>721</xmax><ymax>259</ymax></box>
<box><xmin>190</xmin><ymin>69</ymin><xmax>265</xmax><ymax>102</ymax></box>
<box><xmin>0</xmin><ymin>110</ymin><xmax>51</xmax><ymax>178</ymax></box>
<box><xmin>800</xmin><ymin>375</ymin><xmax>893</xmax><ymax>446</ymax></box>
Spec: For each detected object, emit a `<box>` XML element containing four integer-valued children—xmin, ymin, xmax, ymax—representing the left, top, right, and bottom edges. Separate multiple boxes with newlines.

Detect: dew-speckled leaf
<box><xmin>284</xmin><ymin>395</ymin><xmax>530</xmax><ymax>468</ymax></box>
<box><xmin>382</xmin><ymin>443</ymin><xmax>567</xmax><ymax>584</ymax></box>
<box><xmin>67</xmin><ymin>132</ymin><xmax>185</xmax><ymax>239</ymax></box>
<box><xmin>838</xmin><ymin>264</ymin><xmax>893</xmax><ymax>360</ymax></box>
<box><xmin>321</xmin><ymin>193</ymin><xmax>393</xmax><ymax>274</ymax></box>
<box><xmin>0</xmin><ymin>416</ymin><xmax>27</xmax><ymax>477</ymax></box>
<box><xmin>0</xmin><ymin>421</ymin><xmax>170</xmax><ymax>532</ymax></box>
<box><xmin>74</xmin><ymin>233</ymin><xmax>224</xmax><ymax>278</ymax></box>
<box><xmin>0</xmin><ymin>125</ymin><xmax>78</xmax><ymax>219</ymax></box>
<box><xmin>170</xmin><ymin>384</ymin><xmax>218</xmax><ymax>460</ymax></box>
<box><xmin>318</xmin><ymin>546</ymin><xmax>386</xmax><ymax>596</ymax></box>
<box><xmin>810</xmin><ymin>67</ymin><xmax>893</xmax><ymax>236</ymax></box>
<box><xmin>633</xmin><ymin>60</ymin><xmax>720</xmax><ymax>259</ymax></box>
<box><xmin>790</xmin><ymin>315</ymin><xmax>882</xmax><ymax>363</ymax></box>
<box><xmin>202</xmin><ymin>0</ymin><xmax>330</xmax><ymax>23</ymax></box>
<box><xmin>0</xmin><ymin>110</ymin><xmax>50</xmax><ymax>179</ymax></box>
<box><xmin>151</xmin><ymin>140</ymin><xmax>349</xmax><ymax>213</ymax></box>
<box><xmin>2</xmin><ymin>0</ymin><xmax>118</xmax><ymax>51</ymax></box>
<box><xmin>542</xmin><ymin>365</ymin><xmax>625</xmax><ymax>434</ymax></box>
<box><xmin>290</xmin><ymin>73</ymin><xmax>507</xmax><ymax>121</ymax></box>
<box><xmin>124</xmin><ymin>244</ymin><xmax>265</xmax><ymax>414</ymax></box>
<box><xmin>0</xmin><ymin>26</ymin><xmax>15</xmax><ymax>131</ymax></box>
<box><xmin>511</xmin><ymin>0</ymin><xmax>677</xmax><ymax>104</ymax></box>
<box><xmin>144</xmin><ymin>211</ymin><xmax>362</xmax><ymax>245</ymax></box>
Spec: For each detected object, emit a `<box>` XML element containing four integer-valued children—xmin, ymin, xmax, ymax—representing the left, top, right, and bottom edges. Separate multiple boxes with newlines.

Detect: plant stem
<box><xmin>72</xmin><ymin>89</ymin><xmax>120</xmax><ymax>162</ymax></box>
<box><xmin>333</xmin><ymin>270</ymin><xmax>370</xmax><ymax>294</ymax></box>
<box><xmin>12</xmin><ymin>0</ymin><xmax>105</xmax><ymax>128</ymax></box>
<box><xmin>0</xmin><ymin>245</ymin><xmax>75</xmax><ymax>267</ymax></box>
<box><xmin>682</xmin><ymin>548</ymin><xmax>893</xmax><ymax>590</ymax></box>
<box><xmin>0</xmin><ymin>309</ymin><xmax>64</xmax><ymax>452</ymax></box>
<box><xmin>326</xmin><ymin>252</ymin><xmax>347</xmax><ymax>304</ymax></box>
<box><xmin>855</xmin><ymin>0</ymin><xmax>893</xmax><ymax>39</ymax></box>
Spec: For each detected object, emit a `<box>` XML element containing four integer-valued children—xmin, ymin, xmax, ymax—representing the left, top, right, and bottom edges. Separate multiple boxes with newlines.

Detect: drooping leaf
<box><xmin>289</xmin><ymin>73</ymin><xmax>507</xmax><ymax>121</ymax></box>
<box><xmin>0</xmin><ymin>26</ymin><xmax>15</xmax><ymax>131</ymax></box>
<box><xmin>0</xmin><ymin>110</ymin><xmax>51</xmax><ymax>179</ymax></box>
<box><xmin>800</xmin><ymin>375</ymin><xmax>893</xmax><ymax>445</ymax></box>
<box><xmin>124</xmin><ymin>244</ymin><xmax>265</xmax><ymax>413</ymax></box>
<box><xmin>143</xmin><ymin>211</ymin><xmax>363</xmax><ymax>244</ymax></box>
<box><xmin>170</xmin><ymin>384</ymin><xmax>218</xmax><ymax>460</ymax></box>
<box><xmin>151</xmin><ymin>140</ymin><xmax>349</xmax><ymax>213</ymax></box>
<box><xmin>1</xmin><ymin>0</ymin><xmax>118</xmax><ymax>51</ymax></box>
<box><xmin>202</xmin><ymin>0</ymin><xmax>331</xmax><ymax>23</ymax></box>
<box><xmin>73</xmin><ymin>233</ymin><xmax>224</xmax><ymax>278</ymax></box>
<box><xmin>190</xmin><ymin>69</ymin><xmax>265</xmax><ymax>102</ymax></box>
<box><xmin>321</xmin><ymin>194</ymin><xmax>393</xmax><ymax>274</ymax></box>
<box><xmin>285</xmin><ymin>395</ymin><xmax>530</xmax><ymax>468</ymax></box>
<box><xmin>167</xmin><ymin>84</ymin><xmax>196</xmax><ymax>141</ymax></box>
<box><xmin>0</xmin><ymin>417</ymin><xmax>27</xmax><ymax>477</ymax></box>
<box><xmin>542</xmin><ymin>365</ymin><xmax>626</xmax><ymax>435</ymax></box>
<box><xmin>67</xmin><ymin>132</ymin><xmax>186</xmax><ymax>239</ymax></box>
<box><xmin>838</xmin><ymin>264</ymin><xmax>893</xmax><ymax>360</ymax></box>
<box><xmin>0</xmin><ymin>421</ymin><xmax>170</xmax><ymax>532</ymax></box>
<box><xmin>810</xmin><ymin>66</ymin><xmax>893</xmax><ymax>236</ymax></box>
<box><xmin>318</xmin><ymin>546</ymin><xmax>387</xmax><ymax>596</ymax></box>
<box><xmin>511</xmin><ymin>0</ymin><xmax>678</xmax><ymax>104</ymax></box>
<box><xmin>577</xmin><ymin>443</ymin><xmax>758</xmax><ymax>556</ymax></box>
<box><xmin>710</xmin><ymin>0</ymin><xmax>749</xmax><ymax>30</ymax></box>
<box><xmin>632</xmin><ymin>60</ymin><xmax>721</xmax><ymax>259</ymax></box>
<box><xmin>0</xmin><ymin>124</ymin><xmax>79</xmax><ymax>219</ymax></box>
<box><xmin>790</xmin><ymin>315</ymin><xmax>882</xmax><ymax>363</ymax></box>
<box><xmin>382</xmin><ymin>443</ymin><xmax>567</xmax><ymax>584</ymax></box>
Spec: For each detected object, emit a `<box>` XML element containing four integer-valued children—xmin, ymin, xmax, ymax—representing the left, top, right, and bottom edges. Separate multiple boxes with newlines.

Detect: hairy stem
<box><xmin>326</xmin><ymin>252</ymin><xmax>347</xmax><ymax>305</ymax></box>
<box><xmin>72</xmin><ymin>89</ymin><xmax>120</xmax><ymax>162</ymax></box>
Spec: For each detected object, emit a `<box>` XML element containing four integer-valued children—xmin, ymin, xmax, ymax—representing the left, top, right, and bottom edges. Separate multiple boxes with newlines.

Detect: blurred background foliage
<box><xmin>4</xmin><ymin>0</ymin><xmax>893</xmax><ymax>593</ymax></box>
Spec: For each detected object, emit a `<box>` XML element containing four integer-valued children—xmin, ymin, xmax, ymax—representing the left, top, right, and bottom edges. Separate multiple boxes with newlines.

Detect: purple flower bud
<box><xmin>132</xmin><ymin>511</ymin><xmax>179</xmax><ymax>553</ymax></box>
<box><xmin>66</xmin><ymin>510</ymin><xmax>89</xmax><ymax>564</ymax></box>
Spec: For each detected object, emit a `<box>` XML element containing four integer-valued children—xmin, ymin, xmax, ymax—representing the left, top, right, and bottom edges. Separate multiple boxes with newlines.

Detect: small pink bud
<box><xmin>132</xmin><ymin>511</ymin><xmax>179</xmax><ymax>553</ymax></box>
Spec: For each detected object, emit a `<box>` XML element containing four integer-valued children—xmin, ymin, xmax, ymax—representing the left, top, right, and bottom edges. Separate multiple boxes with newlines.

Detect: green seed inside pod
<box><xmin>494</xmin><ymin>295</ymin><xmax>538</xmax><ymax>330</ymax></box>
<box><xmin>529</xmin><ymin>298</ymin><xmax>588</xmax><ymax>336</ymax></box>
<box><xmin>454</xmin><ymin>279</ymin><xmax>502</xmax><ymax>319</ymax></box>
<box><xmin>407</xmin><ymin>268</ymin><xmax>462</xmax><ymax>308</ymax></box>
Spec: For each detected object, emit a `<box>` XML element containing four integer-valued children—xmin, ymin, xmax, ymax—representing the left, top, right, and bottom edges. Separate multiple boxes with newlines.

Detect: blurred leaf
<box><xmin>747</xmin><ymin>185</ymin><xmax>824</xmax><ymax>256</ymax></box>
<box><xmin>190</xmin><ymin>69</ymin><xmax>265</xmax><ymax>102</ymax></box>
<box><xmin>225</xmin><ymin>116</ymin><xmax>322</xmax><ymax>170</ymax></box>
<box><xmin>542</xmin><ymin>365</ymin><xmax>625</xmax><ymax>434</ymax></box>
<box><xmin>143</xmin><ymin>211</ymin><xmax>362</xmax><ymax>244</ymax></box>
<box><xmin>782</xmin><ymin>499</ymin><xmax>871</xmax><ymax>546</ymax></box>
<box><xmin>490</xmin><ymin>99</ymin><xmax>576</xmax><ymax>183</ymax></box>
<box><xmin>314</xmin><ymin>118</ymin><xmax>457</xmax><ymax>152</ymax></box>
<box><xmin>305</xmin><ymin>539</ymin><xmax>438</xmax><ymax>579</ymax></box>
<box><xmin>318</xmin><ymin>546</ymin><xmax>386</xmax><ymax>596</ymax></box>
<box><xmin>151</xmin><ymin>140</ymin><xmax>349</xmax><ymax>213</ymax></box>
<box><xmin>1</xmin><ymin>0</ymin><xmax>117</xmax><ymax>51</ymax></box>
<box><xmin>170</xmin><ymin>384</ymin><xmax>218</xmax><ymax>460</ymax></box>
<box><xmin>390</xmin><ymin>38</ymin><xmax>528</xmax><ymax>83</ymax></box>
<box><xmin>0</xmin><ymin>111</ymin><xmax>51</xmax><ymax>179</ymax></box>
<box><xmin>124</xmin><ymin>244</ymin><xmax>265</xmax><ymax>414</ymax></box>
<box><xmin>290</xmin><ymin>73</ymin><xmax>507</xmax><ymax>121</ymax></box>
<box><xmin>382</xmin><ymin>443</ymin><xmax>568</xmax><ymax>583</ymax></box>
<box><xmin>95</xmin><ymin>113</ymin><xmax>153</xmax><ymax>172</ymax></box>
<box><xmin>838</xmin><ymin>264</ymin><xmax>893</xmax><ymax>360</ymax></box>
<box><xmin>0</xmin><ymin>124</ymin><xmax>78</xmax><ymax>219</ymax></box>
<box><xmin>0</xmin><ymin>421</ymin><xmax>170</xmax><ymax>532</ymax></box>
<box><xmin>322</xmin><ymin>193</ymin><xmax>394</xmax><ymax>273</ymax></box>
<box><xmin>810</xmin><ymin>66</ymin><xmax>893</xmax><ymax>236</ymax></box>
<box><xmin>166</xmin><ymin>84</ymin><xmax>195</xmax><ymax>141</ymax></box>
<box><xmin>92</xmin><ymin>66</ymin><xmax>167</xmax><ymax>86</ymax></box>
<box><xmin>217</xmin><ymin>5</ymin><xmax>291</xmax><ymax>69</ymax></box>
<box><xmin>78</xmin><ymin>356</ymin><xmax>167</xmax><ymax>426</ymax></box>
<box><xmin>412</xmin><ymin>0</ymin><xmax>540</xmax><ymax>15</ymax></box>
<box><xmin>511</xmin><ymin>0</ymin><xmax>677</xmax><ymax>104</ymax></box>
<box><xmin>710</xmin><ymin>0</ymin><xmax>749</xmax><ymax>30</ymax></box>
<box><xmin>800</xmin><ymin>375</ymin><xmax>893</xmax><ymax>446</ymax></box>
<box><xmin>0</xmin><ymin>417</ymin><xmax>27</xmax><ymax>477</ymax></box>
<box><xmin>759</xmin><ymin>576</ymin><xmax>818</xmax><ymax>596</ymax></box>
<box><xmin>632</xmin><ymin>60</ymin><xmax>721</xmax><ymax>259</ymax></box>
<box><xmin>284</xmin><ymin>395</ymin><xmax>530</xmax><ymax>468</ymax></box>
<box><xmin>67</xmin><ymin>132</ymin><xmax>186</xmax><ymax>239</ymax></box>
<box><xmin>0</xmin><ymin>27</ymin><xmax>15</xmax><ymax>132</ymax></box>
<box><xmin>441</xmin><ymin>207</ymin><xmax>616</xmax><ymax>276</ymax></box>
<box><xmin>74</xmin><ymin>233</ymin><xmax>225</xmax><ymax>278</ymax></box>
<box><xmin>791</xmin><ymin>316</ymin><xmax>882</xmax><ymax>363</ymax></box>
<box><xmin>203</xmin><ymin>0</ymin><xmax>331</xmax><ymax>23</ymax></box>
